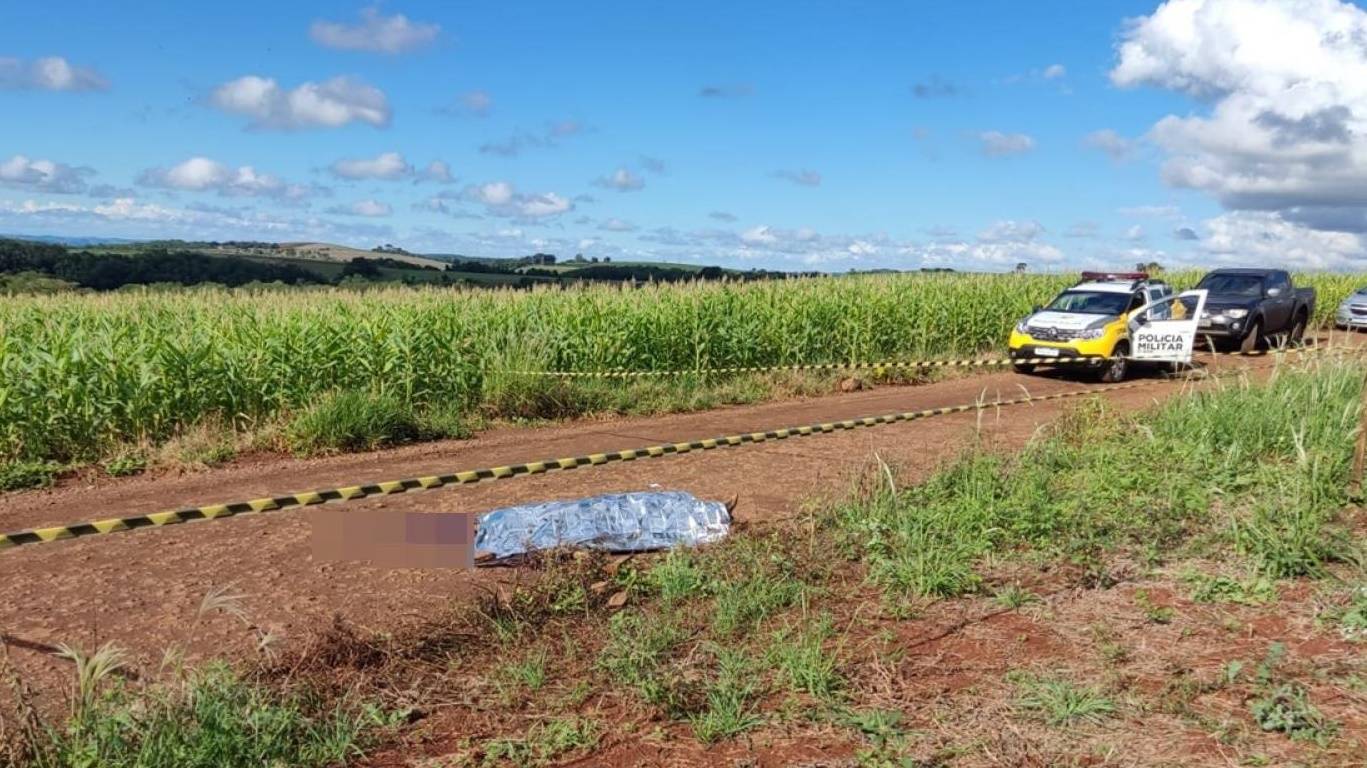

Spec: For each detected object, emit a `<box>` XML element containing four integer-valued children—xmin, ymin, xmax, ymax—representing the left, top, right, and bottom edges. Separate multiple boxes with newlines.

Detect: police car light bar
<box><xmin>1079</xmin><ymin>271</ymin><xmax>1149</xmax><ymax>282</ymax></box>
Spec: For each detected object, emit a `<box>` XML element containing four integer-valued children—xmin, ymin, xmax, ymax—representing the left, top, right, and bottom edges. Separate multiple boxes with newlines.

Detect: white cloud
<box><xmin>1043</xmin><ymin>64</ymin><xmax>1067</xmax><ymax>79</ymax></box>
<box><xmin>329</xmin><ymin>151</ymin><xmax>412</xmax><ymax>180</ymax></box>
<box><xmin>978</xmin><ymin>131</ymin><xmax>1035</xmax><ymax>156</ymax></box>
<box><xmin>978</xmin><ymin>220</ymin><xmax>1044</xmax><ymax>243</ymax></box>
<box><xmin>518</xmin><ymin>193</ymin><xmax>572</xmax><ymax>217</ymax></box>
<box><xmin>137</xmin><ymin>156</ymin><xmax>312</xmax><ymax>199</ymax></box>
<box><xmin>740</xmin><ymin>225</ymin><xmax>778</xmax><ymax>245</ymax></box>
<box><xmin>1112</xmin><ymin>0</ymin><xmax>1367</xmax><ymax>233</ymax></box>
<box><xmin>462</xmin><ymin>181</ymin><xmax>573</xmax><ymax>219</ymax></box>
<box><xmin>1118</xmin><ymin>205</ymin><xmax>1183</xmax><ymax>219</ymax></box>
<box><xmin>1084</xmin><ymin>129</ymin><xmax>1135</xmax><ymax>161</ymax></box>
<box><xmin>309</xmin><ymin>7</ymin><xmax>440</xmax><ymax>54</ymax></box>
<box><xmin>1200</xmin><ymin>211</ymin><xmax>1365</xmax><ymax>269</ymax></box>
<box><xmin>417</xmin><ymin>160</ymin><xmax>454</xmax><ymax>184</ymax></box>
<box><xmin>210</xmin><ymin>75</ymin><xmax>391</xmax><ymax>130</ymax></box>
<box><xmin>327</xmin><ymin>199</ymin><xmax>392</xmax><ymax>217</ymax></box>
<box><xmin>594</xmin><ymin>167</ymin><xmax>645</xmax><ymax>192</ymax></box>
<box><xmin>772</xmin><ymin>169</ymin><xmax>822</xmax><ymax>187</ymax></box>
<box><xmin>0</xmin><ymin>196</ymin><xmax>395</xmax><ymax>242</ymax></box>
<box><xmin>0</xmin><ymin>56</ymin><xmax>107</xmax><ymax>91</ymax></box>
<box><xmin>599</xmin><ymin>217</ymin><xmax>636</xmax><ymax>232</ymax></box>
<box><xmin>1125</xmin><ymin>224</ymin><xmax>1146</xmax><ymax>241</ymax></box>
<box><xmin>0</xmin><ymin>154</ymin><xmax>94</xmax><ymax>193</ymax></box>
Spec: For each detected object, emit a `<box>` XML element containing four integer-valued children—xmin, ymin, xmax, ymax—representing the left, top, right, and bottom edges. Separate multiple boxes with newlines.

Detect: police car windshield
<box><xmin>1045</xmin><ymin>290</ymin><xmax>1130</xmax><ymax>315</ymax></box>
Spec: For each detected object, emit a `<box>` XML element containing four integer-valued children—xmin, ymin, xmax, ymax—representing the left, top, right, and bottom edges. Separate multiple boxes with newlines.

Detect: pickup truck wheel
<box><xmin>1238</xmin><ymin>319</ymin><xmax>1263</xmax><ymax>354</ymax></box>
<box><xmin>1289</xmin><ymin>315</ymin><xmax>1307</xmax><ymax>345</ymax></box>
<box><xmin>1097</xmin><ymin>342</ymin><xmax>1128</xmax><ymax>383</ymax></box>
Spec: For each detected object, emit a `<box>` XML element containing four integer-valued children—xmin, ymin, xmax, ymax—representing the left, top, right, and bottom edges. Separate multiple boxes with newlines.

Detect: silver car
<box><xmin>1335</xmin><ymin>286</ymin><xmax>1367</xmax><ymax>330</ymax></box>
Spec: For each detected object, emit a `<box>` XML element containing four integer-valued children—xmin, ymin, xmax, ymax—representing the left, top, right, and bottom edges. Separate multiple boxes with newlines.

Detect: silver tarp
<box><xmin>474</xmin><ymin>490</ymin><xmax>730</xmax><ymax>559</ymax></box>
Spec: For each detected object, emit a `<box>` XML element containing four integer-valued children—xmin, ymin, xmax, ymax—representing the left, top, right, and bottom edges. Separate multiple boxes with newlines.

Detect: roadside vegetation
<box><xmin>5</xmin><ymin>267</ymin><xmax>1367</xmax><ymax>487</ymax></box>
<box><xmin>4</xmin><ymin>355</ymin><xmax>1362</xmax><ymax>766</ymax></box>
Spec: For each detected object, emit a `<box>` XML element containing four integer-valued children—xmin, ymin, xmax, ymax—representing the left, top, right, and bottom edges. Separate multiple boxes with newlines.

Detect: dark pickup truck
<box><xmin>1194</xmin><ymin>268</ymin><xmax>1315</xmax><ymax>352</ymax></box>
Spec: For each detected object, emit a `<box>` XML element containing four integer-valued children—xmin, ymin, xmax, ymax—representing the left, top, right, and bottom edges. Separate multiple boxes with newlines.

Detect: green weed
<box><xmin>1011</xmin><ymin>673</ymin><xmax>1116</xmax><ymax>726</ymax></box>
<box><xmin>1134</xmin><ymin>589</ymin><xmax>1175</xmax><ymax>625</ymax></box>
<box><xmin>0</xmin><ymin>460</ymin><xmax>60</xmax><ymax>491</ymax></box>
<box><xmin>480</xmin><ymin>717</ymin><xmax>599</xmax><ymax>767</ymax></box>
<box><xmin>993</xmin><ymin>583</ymin><xmax>1040</xmax><ymax>610</ymax></box>
<box><xmin>596</xmin><ymin>609</ymin><xmax>686</xmax><ymax>708</ymax></box>
<box><xmin>688</xmin><ymin>647</ymin><xmax>763</xmax><ymax>743</ymax></box>
<box><xmin>1250</xmin><ymin>683</ymin><xmax>1336</xmax><ymax>745</ymax></box>
<box><xmin>31</xmin><ymin>663</ymin><xmax>392</xmax><ymax>768</ymax></box>
<box><xmin>646</xmin><ymin>550</ymin><xmax>707</xmax><ymax>603</ymax></box>
<box><xmin>769</xmin><ymin>614</ymin><xmax>843</xmax><ymax>701</ymax></box>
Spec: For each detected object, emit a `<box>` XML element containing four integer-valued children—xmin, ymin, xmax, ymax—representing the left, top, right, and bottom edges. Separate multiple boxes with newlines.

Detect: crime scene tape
<box><xmin>508</xmin><ymin>345</ymin><xmax>1317</xmax><ymax>379</ymax></box>
<box><xmin>0</xmin><ymin>379</ymin><xmax>1161</xmax><ymax>552</ymax></box>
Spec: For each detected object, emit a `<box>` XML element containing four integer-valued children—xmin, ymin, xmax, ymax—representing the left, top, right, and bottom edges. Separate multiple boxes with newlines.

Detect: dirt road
<box><xmin>0</xmin><ymin>353</ymin><xmax>1293</xmax><ymax>685</ymax></box>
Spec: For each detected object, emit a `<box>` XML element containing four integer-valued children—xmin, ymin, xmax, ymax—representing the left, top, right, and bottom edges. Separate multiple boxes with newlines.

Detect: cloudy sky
<box><xmin>3</xmin><ymin>0</ymin><xmax>1367</xmax><ymax>271</ymax></box>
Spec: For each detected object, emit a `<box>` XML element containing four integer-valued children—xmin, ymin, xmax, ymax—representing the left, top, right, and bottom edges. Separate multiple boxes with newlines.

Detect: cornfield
<box><xmin>1</xmin><ymin>270</ymin><xmax>1363</xmax><ymax>467</ymax></box>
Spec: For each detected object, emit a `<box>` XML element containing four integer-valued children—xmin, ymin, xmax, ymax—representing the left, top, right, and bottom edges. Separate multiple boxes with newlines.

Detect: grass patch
<box><xmin>993</xmin><ymin>582</ymin><xmax>1040</xmax><ymax>610</ymax></box>
<box><xmin>707</xmin><ymin>538</ymin><xmax>807</xmax><ymax>636</ymax></box>
<box><xmin>768</xmin><ymin>613</ymin><xmax>843</xmax><ymax>701</ymax></box>
<box><xmin>285</xmin><ymin>390</ymin><xmax>468</xmax><ymax>456</ymax></box>
<box><xmin>596</xmin><ymin>609</ymin><xmax>688</xmax><ymax>709</ymax></box>
<box><xmin>0</xmin><ymin>460</ymin><xmax>61</xmax><ymax>491</ymax></box>
<box><xmin>479</xmin><ymin>716</ymin><xmax>599</xmax><ymax>767</ymax></box>
<box><xmin>1011</xmin><ymin>672</ymin><xmax>1116</xmax><ymax>726</ymax></box>
<box><xmin>645</xmin><ymin>550</ymin><xmax>708</xmax><ymax>603</ymax></box>
<box><xmin>101</xmin><ymin>451</ymin><xmax>147</xmax><ymax>478</ymax></box>
<box><xmin>687</xmin><ymin>647</ymin><xmax>764</xmax><ymax>743</ymax></box>
<box><xmin>18</xmin><ymin>661</ymin><xmax>393</xmax><ymax>768</ymax></box>
<box><xmin>831</xmin><ymin>359</ymin><xmax>1365</xmax><ymax>603</ymax></box>
<box><xmin>1184</xmin><ymin>569</ymin><xmax>1278</xmax><ymax>605</ymax></box>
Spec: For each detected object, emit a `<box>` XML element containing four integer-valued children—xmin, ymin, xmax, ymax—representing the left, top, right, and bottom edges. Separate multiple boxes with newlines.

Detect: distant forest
<box><xmin>0</xmin><ymin>239</ymin><xmax>324</xmax><ymax>290</ymax></box>
<box><xmin>0</xmin><ymin>238</ymin><xmax>817</xmax><ymax>292</ymax></box>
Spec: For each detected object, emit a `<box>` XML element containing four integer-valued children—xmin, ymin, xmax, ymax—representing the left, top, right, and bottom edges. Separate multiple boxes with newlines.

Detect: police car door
<box><xmin>1128</xmin><ymin>290</ymin><xmax>1208</xmax><ymax>364</ymax></box>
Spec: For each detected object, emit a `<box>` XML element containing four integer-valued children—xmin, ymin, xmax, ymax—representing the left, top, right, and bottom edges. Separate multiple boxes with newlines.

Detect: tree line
<box><xmin>0</xmin><ymin>239</ymin><xmax>324</xmax><ymax>290</ymax></box>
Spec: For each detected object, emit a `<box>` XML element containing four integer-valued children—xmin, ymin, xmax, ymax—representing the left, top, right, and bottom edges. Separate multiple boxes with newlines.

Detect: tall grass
<box><xmin>832</xmin><ymin>355</ymin><xmax>1366</xmax><ymax>599</ymax></box>
<box><xmin>1</xmin><ymin>271</ymin><xmax>1363</xmax><ymax>471</ymax></box>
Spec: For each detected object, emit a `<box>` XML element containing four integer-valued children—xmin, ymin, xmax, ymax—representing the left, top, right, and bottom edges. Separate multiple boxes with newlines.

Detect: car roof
<box><xmin>1204</xmin><ymin>268</ymin><xmax>1277</xmax><ymax>276</ymax></box>
<box><xmin>1069</xmin><ymin>281</ymin><xmax>1147</xmax><ymax>294</ymax></box>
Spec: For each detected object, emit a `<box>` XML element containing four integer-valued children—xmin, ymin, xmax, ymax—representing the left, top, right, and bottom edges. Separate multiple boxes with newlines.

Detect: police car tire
<box><xmin>1098</xmin><ymin>342</ymin><xmax>1129</xmax><ymax>383</ymax></box>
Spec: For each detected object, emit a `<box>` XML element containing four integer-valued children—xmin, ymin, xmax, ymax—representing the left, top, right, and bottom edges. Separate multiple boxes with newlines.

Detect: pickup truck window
<box><xmin>1197</xmin><ymin>274</ymin><xmax>1263</xmax><ymax>296</ymax></box>
<box><xmin>1045</xmin><ymin>290</ymin><xmax>1131</xmax><ymax>315</ymax></box>
<box><xmin>1270</xmin><ymin>272</ymin><xmax>1291</xmax><ymax>293</ymax></box>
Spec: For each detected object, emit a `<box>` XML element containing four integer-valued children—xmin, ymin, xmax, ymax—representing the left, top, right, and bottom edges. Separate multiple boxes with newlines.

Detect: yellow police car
<box><xmin>1008</xmin><ymin>272</ymin><xmax>1172</xmax><ymax>382</ymax></box>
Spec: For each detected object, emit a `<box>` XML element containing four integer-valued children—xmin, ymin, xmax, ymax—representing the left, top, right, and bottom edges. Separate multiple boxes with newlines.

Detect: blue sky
<box><xmin>3</xmin><ymin>0</ymin><xmax>1367</xmax><ymax>271</ymax></box>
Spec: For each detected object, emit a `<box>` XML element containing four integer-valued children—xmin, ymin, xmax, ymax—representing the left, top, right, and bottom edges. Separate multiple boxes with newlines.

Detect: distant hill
<box><xmin>272</xmin><ymin>242</ymin><xmax>450</xmax><ymax>271</ymax></box>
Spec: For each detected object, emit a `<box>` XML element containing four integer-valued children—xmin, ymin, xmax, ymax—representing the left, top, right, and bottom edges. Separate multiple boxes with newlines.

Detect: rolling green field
<box><xmin>1</xmin><ymin>270</ymin><xmax>1364</xmax><ymax>476</ymax></box>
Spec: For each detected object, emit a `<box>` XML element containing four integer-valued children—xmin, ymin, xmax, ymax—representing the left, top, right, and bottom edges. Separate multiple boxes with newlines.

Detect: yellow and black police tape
<box><xmin>509</xmin><ymin>346</ymin><xmax>1312</xmax><ymax>379</ymax></box>
<box><xmin>0</xmin><ymin>379</ymin><xmax>1159</xmax><ymax>552</ymax></box>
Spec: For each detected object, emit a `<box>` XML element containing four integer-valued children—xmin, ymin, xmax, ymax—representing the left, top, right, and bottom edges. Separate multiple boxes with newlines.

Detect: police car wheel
<box><xmin>1098</xmin><ymin>342</ymin><xmax>1128</xmax><ymax>383</ymax></box>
